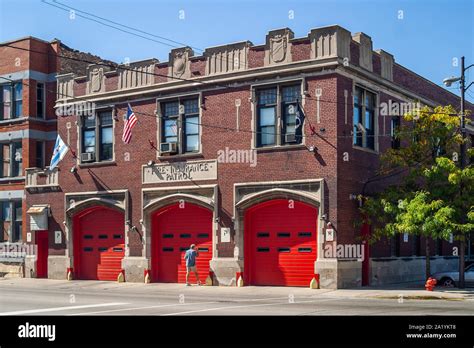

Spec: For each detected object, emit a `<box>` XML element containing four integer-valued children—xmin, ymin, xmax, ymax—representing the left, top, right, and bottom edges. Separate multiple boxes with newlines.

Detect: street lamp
<box><xmin>443</xmin><ymin>56</ymin><xmax>474</xmax><ymax>289</ymax></box>
<box><xmin>442</xmin><ymin>76</ymin><xmax>461</xmax><ymax>87</ymax></box>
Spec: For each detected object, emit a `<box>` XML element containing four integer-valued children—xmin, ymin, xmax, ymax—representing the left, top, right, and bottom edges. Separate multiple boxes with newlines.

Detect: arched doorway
<box><xmin>151</xmin><ymin>202</ymin><xmax>213</xmax><ymax>283</ymax></box>
<box><xmin>244</xmin><ymin>199</ymin><xmax>318</xmax><ymax>287</ymax></box>
<box><xmin>73</xmin><ymin>206</ymin><xmax>125</xmax><ymax>280</ymax></box>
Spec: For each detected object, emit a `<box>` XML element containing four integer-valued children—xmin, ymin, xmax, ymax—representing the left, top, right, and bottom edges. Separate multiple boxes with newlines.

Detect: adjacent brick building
<box><xmin>0</xmin><ymin>37</ymin><xmax>60</xmax><ymax>277</ymax></box>
<box><xmin>21</xmin><ymin>25</ymin><xmax>473</xmax><ymax>288</ymax></box>
<box><xmin>0</xmin><ymin>37</ymin><xmax>108</xmax><ymax>277</ymax></box>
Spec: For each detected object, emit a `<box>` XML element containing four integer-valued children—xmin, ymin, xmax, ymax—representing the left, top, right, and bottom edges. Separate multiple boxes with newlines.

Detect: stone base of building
<box><xmin>315</xmin><ymin>259</ymin><xmax>363</xmax><ymax>289</ymax></box>
<box><xmin>122</xmin><ymin>257</ymin><xmax>149</xmax><ymax>283</ymax></box>
<box><xmin>0</xmin><ymin>261</ymin><xmax>24</xmax><ymax>278</ymax></box>
<box><xmin>14</xmin><ymin>255</ymin><xmax>461</xmax><ymax>287</ymax></box>
<box><xmin>370</xmin><ymin>256</ymin><xmax>458</xmax><ymax>286</ymax></box>
<box><xmin>48</xmin><ymin>256</ymin><xmax>71</xmax><ymax>279</ymax></box>
<box><xmin>210</xmin><ymin>258</ymin><xmax>243</xmax><ymax>286</ymax></box>
<box><xmin>24</xmin><ymin>255</ymin><xmax>36</xmax><ymax>278</ymax></box>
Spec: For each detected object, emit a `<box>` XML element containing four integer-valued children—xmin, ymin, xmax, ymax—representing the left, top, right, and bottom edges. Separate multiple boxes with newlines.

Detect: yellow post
<box><xmin>309</xmin><ymin>277</ymin><xmax>319</xmax><ymax>289</ymax></box>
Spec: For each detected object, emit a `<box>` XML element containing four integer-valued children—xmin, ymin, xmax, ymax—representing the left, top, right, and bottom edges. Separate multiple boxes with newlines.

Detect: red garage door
<box><xmin>151</xmin><ymin>202</ymin><xmax>212</xmax><ymax>283</ymax></box>
<box><xmin>245</xmin><ymin>199</ymin><xmax>318</xmax><ymax>287</ymax></box>
<box><xmin>73</xmin><ymin>207</ymin><xmax>125</xmax><ymax>281</ymax></box>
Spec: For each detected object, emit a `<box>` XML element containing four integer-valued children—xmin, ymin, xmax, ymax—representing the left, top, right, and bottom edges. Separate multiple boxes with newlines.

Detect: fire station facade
<box><xmin>24</xmin><ymin>25</ymin><xmax>468</xmax><ymax>288</ymax></box>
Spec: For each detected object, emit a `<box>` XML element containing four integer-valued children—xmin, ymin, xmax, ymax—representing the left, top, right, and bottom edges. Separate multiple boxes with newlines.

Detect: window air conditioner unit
<box><xmin>285</xmin><ymin>133</ymin><xmax>297</xmax><ymax>143</ymax></box>
<box><xmin>160</xmin><ymin>142</ymin><xmax>177</xmax><ymax>154</ymax></box>
<box><xmin>80</xmin><ymin>152</ymin><xmax>95</xmax><ymax>162</ymax></box>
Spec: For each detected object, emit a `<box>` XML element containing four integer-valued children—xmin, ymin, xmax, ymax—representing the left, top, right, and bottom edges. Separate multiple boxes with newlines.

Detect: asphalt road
<box><xmin>0</xmin><ymin>278</ymin><xmax>473</xmax><ymax>316</ymax></box>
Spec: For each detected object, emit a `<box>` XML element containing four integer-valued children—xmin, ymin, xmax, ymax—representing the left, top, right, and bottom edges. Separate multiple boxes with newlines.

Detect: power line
<box><xmin>43</xmin><ymin>0</ymin><xmax>471</xmax><ymax>95</ymax></box>
<box><xmin>0</xmin><ymin>40</ymin><xmax>465</xmax><ymax>142</ymax></box>
<box><xmin>361</xmin><ymin>152</ymin><xmax>437</xmax><ymax>196</ymax></box>
<box><xmin>0</xmin><ymin>74</ymin><xmax>438</xmax><ymax>141</ymax></box>
<box><xmin>42</xmin><ymin>0</ymin><xmax>252</xmax><ymax>71</ymax></box>
<box><xmin>42</xmin><ymin>0</ymin><xmax>469</xmax><ymax>100</ymax></box>
<box><xmin>0</xmin><ymin>43</ymin><xmax>338</xmax><ymax>106</ymax></box>
<box><xmin>42</xmin><ymin>0</ymin><xmax>178</xmax><ymax>49</ymax></box>
<box><xmin>49</xmin><ymin>0</ymin><xmax>188</xmax><ymax>48</ymax></box>
<box><xmin>1</xmin><ymin>42</ymin><xmax>358</xmax><ymax>120</ymax></box>
<box><xmin>3</xmin><ymin>42</ymin><xmax>465</xmax><ymax>121</ymax></box>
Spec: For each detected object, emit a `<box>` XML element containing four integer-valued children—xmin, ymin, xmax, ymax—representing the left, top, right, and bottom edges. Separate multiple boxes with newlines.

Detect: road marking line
<box><xmin>70</xmin><ymin>296</ymin><xmax>323</xmax><ymax>315</ymax></box>
<box><xmin>162</xmin><ymin>299</ymin><xmax>320</xmax><ymax>316</ymax></box>
<box><xmin>0</xmin><ymin>302</ymin><xmax>128</xmax><ymax>316</ymax></box>
<box><xmin>69</xmin><ymin>301</ymin><xmax>220</xmax><ymax>316</ymax></box>
<box><xmin>68</xmin><ymin>297</ymin><xmax>306</xmax><ymax>315</ymax></box>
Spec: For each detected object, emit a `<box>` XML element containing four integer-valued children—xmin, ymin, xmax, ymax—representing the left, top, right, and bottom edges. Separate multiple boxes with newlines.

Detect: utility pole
<box><xmin>459</xmin><ymin>56</ymin><xmax>466</xmax><ymax>289</ymax></box>
<box><xmin>444</xmin><ymin>56</ymin><xmax>473</xmax><ymax>289</ymax></box>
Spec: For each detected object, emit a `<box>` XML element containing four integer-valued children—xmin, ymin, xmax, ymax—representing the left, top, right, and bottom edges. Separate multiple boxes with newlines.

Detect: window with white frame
<box><xmin>159</xmin><ymin>97</ymin><xmax>200</xmax><ymax>154</ymax></box>
<box><xmin>353</xmin><ymin>86</ymin><xmax>376</xmax><ymax>150</ymax></box>
<box><xmin>0</xmin><ymin>142</ymin><xmax>23</xmax><ymax>177</ymax></box>
<box><xmin>0</xmin><ymin>200</ymin><xmax>22</xmax><ymax>242</ymax></box>
<box><xmin>391</xmin><ymin>116</ymin><xmax>401</xmax><ymax>149</ymax></box>
<box><xmin>0</xmin><ymin>82</ymin><xmax>23</xmax><ymax>120</ymax></box>
<box><xmin>80</xmin><ymin>110</ymin><xmax>114</xmax><ymax>163</ymax></box>
<box><xmin>36</xmin><ymin>83</ymin><xmax>44</xmax><ymax>118</ymax></box>
<box><xmin>255</xmin><ymin>83</ymin><xmax>302</xmax><ymax>147</ymax></box>
<box><xmin>36</xmin><ymin>140</ymin><xmax>45</xmax><ymax>169</ymax></box>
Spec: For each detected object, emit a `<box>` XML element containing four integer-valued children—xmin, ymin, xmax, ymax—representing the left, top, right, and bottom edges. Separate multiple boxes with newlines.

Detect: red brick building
<box><xmin>0</xmin><ymin>37</ymin><xmax>60</xmax><ymax>277</ymax></box>
<box><xmin>0</xmin><ymin>37</ymin><xmax>108</xmax><ymax>278</ymax></box>
<box><xmin>24</xmin><ymin>26</ymin><xmax>473</xmax><ymax>288</ymax></box>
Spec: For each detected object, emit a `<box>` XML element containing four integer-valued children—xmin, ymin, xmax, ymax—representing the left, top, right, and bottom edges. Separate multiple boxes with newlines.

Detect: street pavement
<box><xmin>0</xmin><ymin>278</ymin><xmax>473</xmax><ymax>316</ymax></box>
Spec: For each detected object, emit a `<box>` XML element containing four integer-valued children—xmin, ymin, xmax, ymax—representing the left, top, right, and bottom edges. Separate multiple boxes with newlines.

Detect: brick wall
<box><xmin>29</xmin><ymin>74</ymin><xmax>341</xmax><ymax>256</ymax></box>
<box><xmin>24</xmin><ymin>26</ymin><xmax>470</xmax><ymax>262</ymax></box>
<box><xmin>291</xmin><ymin>40</ymin><xmax>311</xmax><ymax>62</ymax></box>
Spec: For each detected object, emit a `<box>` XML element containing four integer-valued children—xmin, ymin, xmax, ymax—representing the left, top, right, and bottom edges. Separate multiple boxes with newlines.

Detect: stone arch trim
<box><xmin>233</xmin><ymin>180</ymin><xmax>324</xmax><ymax>264</ymax></box>
<box><xmin>66</xmin><ymin>197</ymin><xmax>126</xmax><ymax>218</ymax></box>
<box><xmin>64</xmin><ymin>190</ymin><xmax>129</xmax><ymax>262</ymax></box>
<box><xmin>142</xmin><ymin>186</ymin><xmax>218</xmax><ymax>260</ymax></box>
<box><xmin>143</xmin><ymin>193</ymin><xmax>214</xmax><ymax>215</ymax></box>
<box><xmin>235</xmin><ymin>188</ymin><xmax>320</xmax><ymax>212</ymax></box>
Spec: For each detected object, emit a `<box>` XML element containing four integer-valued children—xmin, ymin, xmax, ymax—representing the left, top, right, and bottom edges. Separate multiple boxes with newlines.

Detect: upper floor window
<box><xmin>0</xmin><ymin>142</ymin><xmax>22</xmax><ymax>177</ymax></box>
<box><xmin>0</xmin><ymin>83</ymin><xmax>23</xmax><ymax>120</ymax></box>
<box><xmin>36</xmin><ymin>141</ymin><xmax>45</xmax><ymax>169</ymax></box>
<box><xmin>391</xmin><ymin>116</ymin><xmax>401</xmax><ymax>149</ymax></box>
<box><xmin>80</xmin><ymin>110</ymin><xmax>114</xmax><ymax>163</ymax></box>
<box><xmin>470</xmin><ymin>135</ymin><xmax>474</xmax><ymax>164</ymax></box>
<box><xmin>257</xmin><ymin>88</ymin><xmax>277</xmax><ymax>147</ymax></box>
<box><xmin>353</xmin><ymin>86</ymin><xmax>376</xmax><ymax>150</ymax></box>
<box><xmin>0</xmin><ymin>200</ymin><xmax>22</xmax><ymax>243</ymax></box>
<box><xmin>37</xmin><ymin>83</ymin><xmax>44</xmax><ymax>118</ymax></box>
<box><xmin>0</xmin><ymin>82</ymin><xmax>23</xmax><ymax>120</ymax></box>
<box><xmin>256</xmin><ymin>84</ymin><xmax>302</xmax><ymax>147</ymax></box>
<box><xmin>160</xmin><ymin>98</ymin><xmax>200</xmax><ymax>155</ymax></box>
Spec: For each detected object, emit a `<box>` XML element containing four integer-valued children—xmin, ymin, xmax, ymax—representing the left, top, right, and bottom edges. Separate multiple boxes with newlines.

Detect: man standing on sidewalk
<box><xmin>185</xmin><ymin>244</ymin><xmax>201</xmax><ymax>286</ymax></box>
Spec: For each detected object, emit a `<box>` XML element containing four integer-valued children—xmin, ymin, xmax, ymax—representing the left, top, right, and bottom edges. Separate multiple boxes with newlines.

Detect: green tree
<box><xmin>360</xmin><ymin>105</ymin><xmax>473</xmax><ymax>282</ymax></box>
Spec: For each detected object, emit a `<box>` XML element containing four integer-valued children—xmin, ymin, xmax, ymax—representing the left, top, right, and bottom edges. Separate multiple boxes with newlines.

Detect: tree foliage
<box><xmin>360</xmin><ymin>105</ymin><xmax>473</xmax><ymax>248</ymax></box>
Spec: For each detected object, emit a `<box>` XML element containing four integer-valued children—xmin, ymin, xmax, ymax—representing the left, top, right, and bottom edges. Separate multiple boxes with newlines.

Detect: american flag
<box><xmin>122</xmin><ymin>104</ymin><xmax>138</xmax><ymax>144</ymax></box>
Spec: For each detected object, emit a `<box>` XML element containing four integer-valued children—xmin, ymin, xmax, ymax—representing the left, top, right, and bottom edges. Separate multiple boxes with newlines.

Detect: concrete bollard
<box><xmin>310</xmin><ymin>277</ymin><xmax>319</xmax><ymax>289</ymax></box>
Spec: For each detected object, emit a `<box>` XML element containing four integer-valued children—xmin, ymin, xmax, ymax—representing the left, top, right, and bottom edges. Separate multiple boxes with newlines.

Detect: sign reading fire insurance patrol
<box><xmin>143</xmin><ymin>160</ymin><xmax>217</xmax><ymax>184</ymax></box>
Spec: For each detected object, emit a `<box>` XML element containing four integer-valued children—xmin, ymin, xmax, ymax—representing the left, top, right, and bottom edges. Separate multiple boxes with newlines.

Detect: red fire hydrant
<box><xmin>425</xmin><ymin>277</ymin><xmax>437</xmax><ymax>291</ymax></box>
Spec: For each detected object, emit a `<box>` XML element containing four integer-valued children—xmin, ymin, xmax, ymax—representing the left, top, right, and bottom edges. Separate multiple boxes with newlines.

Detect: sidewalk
<box><xmin>1</xmin><ymin>278</ymin><xmax>473</xmax><ymax>301</ymax></box>
<box><xmin>320</xmin><ymin>281</ymin><xmax>474</xmax><ymax>301</ymax></box>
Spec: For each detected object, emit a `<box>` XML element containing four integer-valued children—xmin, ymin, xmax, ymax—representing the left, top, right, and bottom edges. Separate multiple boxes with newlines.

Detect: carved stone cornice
<box><xmin>264</xmin><ymin>28</ymin><xmax>294</xmax><ymax>66</ymax></box>
<box><xmin>168</xmin><ymin>47</ymin><xmax>194</xmax><ymax>80</ymax></box>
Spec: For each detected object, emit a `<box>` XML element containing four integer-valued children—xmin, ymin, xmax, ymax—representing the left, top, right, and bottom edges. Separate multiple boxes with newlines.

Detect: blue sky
<box><xmin>1</xmin><ymin>0</ymin><xmax>473</xmax><ymax>101</ymax></box>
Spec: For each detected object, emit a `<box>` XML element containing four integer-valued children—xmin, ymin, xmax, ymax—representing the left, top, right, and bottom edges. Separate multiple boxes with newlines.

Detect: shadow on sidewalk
<box><xmin>343</xmin><ymin>281</ymin><xmax>474</xmax><ymax>297</ymax></box>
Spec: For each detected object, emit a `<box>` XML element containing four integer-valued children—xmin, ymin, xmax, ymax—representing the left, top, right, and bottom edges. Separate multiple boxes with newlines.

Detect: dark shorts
<box><xmin>186</xmin><ymin>266</ymin><xmax>197</xmax><ymax>272</ymax></box>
